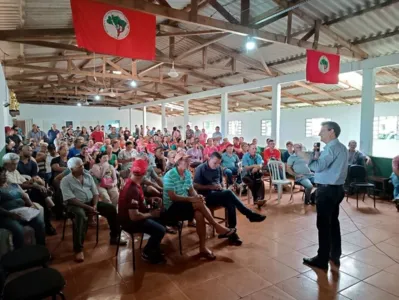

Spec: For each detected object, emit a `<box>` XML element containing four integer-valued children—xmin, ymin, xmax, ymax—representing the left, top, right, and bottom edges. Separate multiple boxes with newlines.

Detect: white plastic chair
<box><xmin>267</xmin><ymin>160</ymin><xmax>293</xmax><ymax>204</ymax></box>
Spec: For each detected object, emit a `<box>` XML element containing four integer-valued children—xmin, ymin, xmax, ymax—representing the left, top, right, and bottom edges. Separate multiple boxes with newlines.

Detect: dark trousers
<box><xmin>205</xmin><ymin>190</ymin><xmax>253</xmax><ymax>228</ymax></box>
<box><xmin>68</xmin><ymin>201</ymin><xmax>119</xmax><ymax>252</ymax></box>
<box><xmin>52</xmin><ymin>180</ymin><xmax>64</xmax><ymax>219</ymax></box>
<box><xmin>223</xmin><ymin>167</ymin><xmax>242</xmax><ymax>186</ymax></box>
<box><xmin>242</xmin><ymin>173</ymin><xmax>265</xmax><ymax>201</ymax></box>
<box><xmin>28</xmin><ymin>189</ymin><xmax>52</xmax><ymax>229</ymax></box>
<box><xmin>0</xmin><ymin>215</ymin><xmax>45</xmax><ymax>249</ymax></box>
<box><xmin>122</xmin><ymin>219</ymin><xmax>165</xmax><ymax>254</ymax></box>
<box><xmin>316</xmin><ymin>185</ymin><xmax>345</xmax><ymax>262</ymax></box>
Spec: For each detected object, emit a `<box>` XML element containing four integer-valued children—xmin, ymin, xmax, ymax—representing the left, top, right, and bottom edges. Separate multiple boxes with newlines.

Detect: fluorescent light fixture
<box><xmin>94</xmin><ymin>95</ymin><xmax>101</xmax><ymax>101</ymax></box>
<box><xmin>245</xmin><ymin>36</ymin><xmax>256</xmax><ymax>51</ymax></box>
<box><xmin>163</xmin><ymin>103</ymin><xmax>184</xmax><ymax>111</ymax></box>
<box><xmin>339</xmin><ymin>72</ymin><xmax>363</xmax><ymax>88</ymax></box>
<box><xmin>77</xmin><ymin>102</ymin><xmax>82</xmax><ymax>107</ymax></box>
<box><xmin>130</xmin><ymin>80</ymin><xmax>137</xmax><ymax>88</ymax></box>
<box><xmin>112</xmin><ymin>70</ymin><xmax>122</xmax><ymax>75</ymax></box>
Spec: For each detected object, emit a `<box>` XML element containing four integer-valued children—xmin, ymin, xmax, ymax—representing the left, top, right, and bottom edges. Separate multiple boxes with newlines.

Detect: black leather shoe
<box><xmin>248</xmin><ymin>213</ymin><xmax>266</xmax><ymax>222</ymax></box>
<box><xmin>228</xmin><ymin>233</ymin><xmax>243</xmax><ymax>246</ymax></box>
<box><xmin>303</xmin><ymin>256</ymin><xmax>328</xmax><ymax>270</ymax></box>
<box><xmin>46</xmin><ymin>226</ymin><xmax>57</xmax><ymax>236</ymax></box>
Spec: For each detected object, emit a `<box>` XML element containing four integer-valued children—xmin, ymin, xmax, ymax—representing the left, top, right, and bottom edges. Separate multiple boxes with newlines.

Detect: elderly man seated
<box><xmin>347</xmin><ymin>140</ymin><xmax>371</xmax><ymax>166</ymax></box>
<box><xmin>391</xmin><ymin>155</ymin><xmax>399</xmax><ymax>211</ymax></box>
<box><xmin>60</xmin><ymin>157</ymin><xmax>127</xmax><ymax>263</ymax></box>
<box><xmin>221</xmin><ymin>143</ymin><xmax>242</xmax><ymax>189</ymax></box>
<box><xmin>0</xmin><ymin>166</ymin><xmax>45</xmax><ymax>249</ymax></box>
<box><xmin>118</xmin><ymin>159</ymin><xmax>166</xmax><ymax>264</ymax></box>
<box><xmin>287</xmin><ymin>144</ymin><xmax>315</xmax><ymax>205</ymax></box>
<box><xmin>242</xmin><ymin>144</ymin><xmax>266</xmax><ymax>206</ymax></box>
<box><xmin>3</xmin><ymin>152</ymin><xmax>56</xmax><ymax>235</ymax></box>
<box><xmin>163</xmin><ymin>152</ymin><xmax>236</xmax><ymax>260</ymax></box>
<box><xmin>194</xmin><ymin>152</ymin><xmax>266</xmax><ymax>246</ymax></box>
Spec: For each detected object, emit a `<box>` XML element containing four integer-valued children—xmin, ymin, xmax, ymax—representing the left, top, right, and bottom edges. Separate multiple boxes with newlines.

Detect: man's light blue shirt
<box><xmin>242</xmin><ymin>152</ymin><xmax>263</xmax><ymax>177</ymax></box>
<box><xmin>309</xmin><ymin>139</ymin><xmax>348</xmax><ymax>185</ymax></box>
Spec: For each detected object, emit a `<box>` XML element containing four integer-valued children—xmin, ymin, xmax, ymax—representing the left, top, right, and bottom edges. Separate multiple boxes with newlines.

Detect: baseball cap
<box><xmin>175</xmin><ymin>152</ymin><xmax>191</xmax><ymax>162</ymax></box>
<box><xmin>131</xmin><ymin>159</ymin><xmax>148</xmax><ymax>175</ymax></box>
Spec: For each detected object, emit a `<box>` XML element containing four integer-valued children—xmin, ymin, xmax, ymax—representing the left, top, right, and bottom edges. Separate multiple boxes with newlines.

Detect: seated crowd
<box><xmin>1</xmin><ymin>122</ymin><xmax>392</xmax><ymax>265</ymax></box>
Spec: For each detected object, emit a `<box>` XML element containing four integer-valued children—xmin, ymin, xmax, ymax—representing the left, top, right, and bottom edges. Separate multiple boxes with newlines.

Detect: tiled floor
<box><xmin>46</xmin><ymin>191</ymin><xmax>399</xmax><ymax>300</ymax></box>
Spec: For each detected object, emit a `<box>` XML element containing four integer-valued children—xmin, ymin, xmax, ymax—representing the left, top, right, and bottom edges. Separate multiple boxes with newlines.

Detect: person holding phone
<box><xmin>297</xmin><ymin>121</ymin><xmax>348</xmax><ymax>271</ymax></box>
<box><xmin>118</xmin><ymin>159</ymin><xmax>166</xmax><ymax>264</ymax></box>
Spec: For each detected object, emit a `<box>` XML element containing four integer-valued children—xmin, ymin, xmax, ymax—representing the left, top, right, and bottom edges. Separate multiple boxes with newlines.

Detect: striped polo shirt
<box><xmin>163</xmin><ymin>167</ymin><xmax>193</xmax><ymax>209</ymax></box>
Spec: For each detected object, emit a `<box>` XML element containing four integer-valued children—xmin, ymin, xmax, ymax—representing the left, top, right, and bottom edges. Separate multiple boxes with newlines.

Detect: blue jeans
<box><xmin>296</xmin><ymin>176</ymin><xmax>315</xmax><ymax>202</ymax></box>
<box><xmin>0</xmin><ymin>215</ymin><xmax>46</xmax><ymax>249</ymax></box>
<box><xmin>391</xmin><ymin>173</ymin><xmax>399</xmax><ymax>200</ymax></box>
<box><xmin>223</xmin><ymin>167</ymin><xmax>242</xmax><ymax>186</ymax></box>
<box><xmin>123</xmin><ymin>218</ymin><xmax>165</xmax><ymax>254</ymax></box>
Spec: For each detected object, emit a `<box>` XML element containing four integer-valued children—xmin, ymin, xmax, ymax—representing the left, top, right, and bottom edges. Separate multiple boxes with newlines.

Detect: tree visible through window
<box><xmin>261</xmin><ymin>120</ymin><xmax>272</xmax><ymax>136</ymax></box>
<box><xmin>203</xmin><ymin>121</ymin><xmax>214</xmax><ymax>134</ymax></box>
<box><xmin>373</xmin><ymin>116</ymin><xmax>399</xmax><ymax>140</ymax></box>
<box><xmin>228</xmin><ymin>121</ymin><xmax>242</xmax><ymax>136</ymax></box>
<box><xmin>305</xmin><ymin>118</ymin><xmax>331</xmax><ymax>137</ymax></box>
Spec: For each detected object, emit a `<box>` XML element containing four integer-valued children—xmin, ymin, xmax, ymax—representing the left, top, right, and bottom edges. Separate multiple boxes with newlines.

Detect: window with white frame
<box><xmin>228</xmin><ymin>120</ymin><xmax>242</xmax><ymax>136</ymax></box>
<box><xmin>373</xmin><ymin>116</ymin><xmax>399</xmax><ymax>140</ymax></box>
<box><xmin>261</xmin><ymin>120</ymin><xmax>272</xmax><ymax>136</ymax></box>
<box><xmin>203</xmin><ymin>121</ymin><xmax>214</xmax><ymax>134</ymax></box>
<box><xmin>305</xmin><ymin>118</ymin><xmax>331</xmax><ymax>137</ymax></box>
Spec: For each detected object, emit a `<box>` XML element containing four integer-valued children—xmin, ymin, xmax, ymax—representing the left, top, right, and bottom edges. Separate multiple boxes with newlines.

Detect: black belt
<box><xmin>317</xmin><ymin>184</ymin><xmax>343</xmax><ymax>188</ymax></box>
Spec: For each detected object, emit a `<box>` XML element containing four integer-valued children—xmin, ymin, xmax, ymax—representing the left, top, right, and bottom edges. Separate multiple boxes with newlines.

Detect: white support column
<box><xmin>161</xmin><ymin>104</ymin><xmax>167</xmax><ymax>130</ymax></box>
<box><xmin>129</xmin><ymin>108</ymin><xmax>132</xmax><ymax>131</ymax></box>
<box><xmin>183</xmin><ymin>99</ymin><xmax>189</xmax><ymax>139</ymax></box>
<box><xmin>221</xmin><ymin>92</ymin><xmax>228</xmax><ymax>137</ymax></box>
<box><xmin>271</xmin><ymin>82</ymin><xmax>281</xmax><ymax>148</ymax></box>
<box><xmin>143</xmin><ymin>106</ymin><xmax>147</xmax><ymax>135</ymax></box>
<box><xmin>360</xmin><ymin>68</ymin><xmax>376</xmax><ymax>155</ymax></box>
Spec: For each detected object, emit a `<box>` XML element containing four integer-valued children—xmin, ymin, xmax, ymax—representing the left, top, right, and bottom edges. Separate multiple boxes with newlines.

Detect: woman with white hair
<box><xmin>2</xmin><ymin>153</ymin><xmax>56</xmax><ymax>235</ymax></box>
<box><xmin>0</xmin><ymin>166</ymin><xmax>46</xmax><ymax>249</ymax></box>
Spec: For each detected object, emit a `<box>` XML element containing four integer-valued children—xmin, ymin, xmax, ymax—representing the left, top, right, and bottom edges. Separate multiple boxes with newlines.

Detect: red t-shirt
<box><xmin>91</xmin><ymin>131</ymin><xmax>104</xmax><ymax>143</ymax></box>
<box><xmin>118</xmin><ymin>179</ymin><xmax>146</xmax><ymax>224</ymax></box>
<box><xmin>146</xmin><ymin>143</ymin><xmax>157</xmax><ymax>154</ymax></box>
<box><xmin>263</xmin><ymin>148</ymin><xmax>281</xmax><ymax>165</ymax></box>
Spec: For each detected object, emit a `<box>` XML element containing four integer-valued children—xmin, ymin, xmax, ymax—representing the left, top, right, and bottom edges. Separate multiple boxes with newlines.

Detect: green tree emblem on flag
<box><xmin>106</xmin><ymin>15</ymin><xmax>127</xmax><ymax>38</ymax></box>
<box><xmin>318</xmin><ymin>56</ymin><xmax>330</xmax><ymax>74</ymax></box>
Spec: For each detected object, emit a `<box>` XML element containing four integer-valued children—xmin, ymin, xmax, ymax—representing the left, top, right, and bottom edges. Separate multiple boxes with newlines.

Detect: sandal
<box><xmin>187</xmin><ymin>221</ymin><xmax>197</xmax><ymax>228</ymax></box>
<box><xmin>217</xmin><ymin>228</ymin><xmax>237</xmax><ymax>239</ymax></box>
<box><xmin>199</xmin><ymin>251</ymin><xmax>216</xmax><ymax>261</ymax></box>
<box><xmin>165</xmin><ymin>226</ymin><xmax>177</xmax><ymax>234</ymax></box>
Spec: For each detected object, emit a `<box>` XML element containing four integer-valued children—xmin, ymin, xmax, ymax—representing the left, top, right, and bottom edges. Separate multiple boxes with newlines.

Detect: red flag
<box><xmin>70</xmin><ymin>0</ymin><xmax>156</xmax><ymax>60</ymax></box>
<box><xmin>306</xmin><ymin>50</ymin><xmax>340</xmax><ymax>84</ymax></box>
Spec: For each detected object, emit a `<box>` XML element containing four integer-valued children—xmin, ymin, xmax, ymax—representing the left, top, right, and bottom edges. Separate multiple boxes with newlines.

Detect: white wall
<box><xmin>0</xmin><ymin>64</ymin><xmax>10</xmax><ymax>151</ymax></box>
<box><xmin>17</xmin><ymin>104</ymin><xmax>161</xmax><ymax>133</ymax></box>
<box><xmin>168</xmin><ymin>102</ymin><xmax>399</xmax><ymax>158</ymax></box>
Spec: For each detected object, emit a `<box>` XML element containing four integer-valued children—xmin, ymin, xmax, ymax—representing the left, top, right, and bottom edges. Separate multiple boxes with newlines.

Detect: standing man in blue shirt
<box><xmin>47</xmin><ymin>124</ymin><xmax>59</xmax><ymax>145</ymax></box>
<box><xmin>300</xmin><ymin>121</ymin><xmax>348</xmax><ymax>270</ymax></box>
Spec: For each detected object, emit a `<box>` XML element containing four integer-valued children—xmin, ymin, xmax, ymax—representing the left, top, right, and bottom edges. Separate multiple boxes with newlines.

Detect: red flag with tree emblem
<box><xmin>70</xmin><ymin>0</ymin><xmax>156</xmax><ymax>60</ymax></box>
<box><xmin>306</xmin><ymin>50</ymin><xmax>340</xmax><ymax>84</ymax></box>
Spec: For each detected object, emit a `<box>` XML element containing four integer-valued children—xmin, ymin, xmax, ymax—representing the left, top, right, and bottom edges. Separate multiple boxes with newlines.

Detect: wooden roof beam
<box><xmin>95</xmin><ymin>0</ymin><xmax>359</xmax><ymax>58</ymax></box>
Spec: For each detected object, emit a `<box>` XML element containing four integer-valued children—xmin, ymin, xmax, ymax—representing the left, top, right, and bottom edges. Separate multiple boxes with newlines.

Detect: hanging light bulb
<box><xmin>245</xmin><ymin>36</ymin><xmax>256</xmax><ymax>51</ymax></box>
<box><xmin>130</xmin><ymin>80</ymin><xmax>137</xmax><ymax>88</ymax></box>
<box><xmin>77</xmin><ymin>102</ymin><xmax>82</xmax><ymax>107</ymax></box>
<box><xmin>168</xmin><ymin>61</ymin><xmax>179</xmax><ymax>78</ymax></box>
<box><xmin>110</xmin><ymin>88</ymin><xmax>116</xmax><ymax>97</ymax></box>
<box><xmin>94</xmin><ymin>95</ymin><xmax>101</xmax><ymax>101</ymax></box>
<box><xmin>236</xmin><ymin>101</ymin><xmax>239</xmax><ymax>107</ymax></box>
